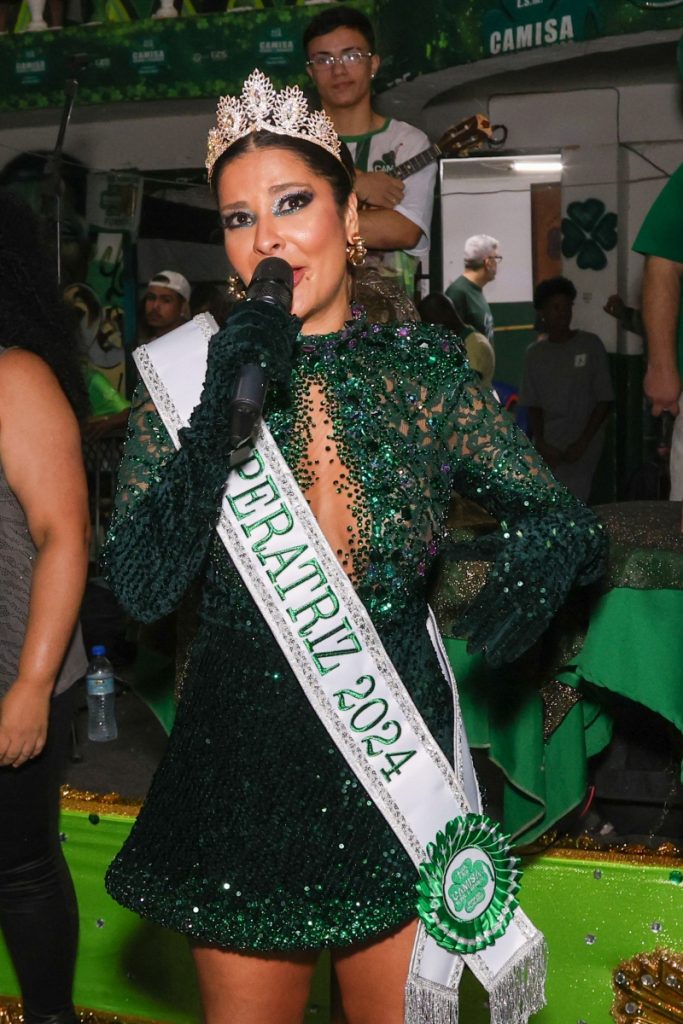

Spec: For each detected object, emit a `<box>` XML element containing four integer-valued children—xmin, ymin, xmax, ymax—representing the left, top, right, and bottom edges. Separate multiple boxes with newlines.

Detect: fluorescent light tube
<box><xmin>512</xmin><ymin>160</ymin><xmax>563</xmax><ymax>173</ymax></box>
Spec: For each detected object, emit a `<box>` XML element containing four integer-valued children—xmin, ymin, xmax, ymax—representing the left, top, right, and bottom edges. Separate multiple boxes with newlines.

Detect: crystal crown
<box><xmin>206</xmin><ymin>69</ymin><xmax>342</xmax><ymax>181</ymax></box>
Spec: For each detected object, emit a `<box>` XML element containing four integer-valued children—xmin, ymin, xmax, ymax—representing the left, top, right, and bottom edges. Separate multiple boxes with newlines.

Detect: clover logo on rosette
<box><xmin>416</xmin><ymin>813</ymin><xmax>520</xmax><ymax>954</ymax></box>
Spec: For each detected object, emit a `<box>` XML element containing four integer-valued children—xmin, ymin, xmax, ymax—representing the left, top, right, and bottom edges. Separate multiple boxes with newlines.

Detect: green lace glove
<box><xmin>183</xmin><ymin>299</ymin><xmax>302</xmax><ymax>445</ymax></box>
<box><xmin>452</xmin><ymin>508</ymin><xmax>607</xmax><ymax>666</ymax></box>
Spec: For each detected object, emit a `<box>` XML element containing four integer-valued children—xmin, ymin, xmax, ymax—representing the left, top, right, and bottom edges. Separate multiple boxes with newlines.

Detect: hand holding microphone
<box><xmin>228</xmin><ymin>257</ymin><xmax>294</xmax><ymax>460</ymax></box>
<box><xmin>184</xmin><ymin>257</ymin><xmax>298</xmax><ymax>460</ymax></box>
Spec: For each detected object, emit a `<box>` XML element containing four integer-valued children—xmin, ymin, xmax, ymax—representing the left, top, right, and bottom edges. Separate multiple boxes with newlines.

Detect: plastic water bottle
<box><xmin>86</xmin><ymin>646</ymin><xmax>118</xmax><ymax>742</ymax></box>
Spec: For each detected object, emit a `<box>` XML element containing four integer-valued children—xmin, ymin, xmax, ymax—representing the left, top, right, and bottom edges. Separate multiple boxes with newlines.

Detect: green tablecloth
<box><xmin>443</xmin><ymin>501</ymin><xmax>683</xmax><ymax>844</ymax></box>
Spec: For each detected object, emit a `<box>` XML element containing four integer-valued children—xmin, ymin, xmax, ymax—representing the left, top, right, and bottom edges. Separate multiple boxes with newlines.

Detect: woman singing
<box><xmin>0</xmin><ymin>188</ymin><xmax>89</xmax><ymax>1024</ymax></box>
<box><xmin>104</xmin><ymin>73</ymin><xmax>606</xmax><ymax>1024</ymax></box>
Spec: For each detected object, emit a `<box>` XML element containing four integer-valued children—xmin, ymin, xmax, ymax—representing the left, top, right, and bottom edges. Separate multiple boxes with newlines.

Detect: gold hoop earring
<box><xmin>346</xmin><ymin>235</ymin><xmax>367</xmax><ymax>267</ymax></box>
<box><xmin>226</xmin><ymin>274</ymin><xmax>247</xmax><ymax>301</ymax></box>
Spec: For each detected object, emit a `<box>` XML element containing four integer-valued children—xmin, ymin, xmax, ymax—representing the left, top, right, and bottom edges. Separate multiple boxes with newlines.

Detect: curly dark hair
<box><xmin>533</xmin><ymin>275</ymin><xmax>577</xmax><ymax>311</ymax></box>
<box><xmin>0</xmin><ymin>188</ymin><xmax>87</xmax><ymax>420</ymax></box>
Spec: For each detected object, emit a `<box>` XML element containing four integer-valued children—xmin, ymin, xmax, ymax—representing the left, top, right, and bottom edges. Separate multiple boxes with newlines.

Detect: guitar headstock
<box><xmin>437</xmin><ymin>115</ymin><xmax>496</xmax><ymax>159</ymax></box>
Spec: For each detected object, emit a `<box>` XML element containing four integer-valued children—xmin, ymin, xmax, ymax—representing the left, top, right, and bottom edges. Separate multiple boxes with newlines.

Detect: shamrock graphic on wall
<box><xmin>561</xmin><ymin>198</ymin><xmax>617</xmax><ymax>271</ymax></box>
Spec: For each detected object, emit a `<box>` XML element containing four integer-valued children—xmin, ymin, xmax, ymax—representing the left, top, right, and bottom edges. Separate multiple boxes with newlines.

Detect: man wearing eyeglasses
<box><xmin>445</xmin><ymin>234</ymin><xmax>501</xmax><ymax>345</ymax></box>
<box><xmin>304</xmin><ymin>5</ymin><xmax>436</xmax><ymax>297</ymax></box>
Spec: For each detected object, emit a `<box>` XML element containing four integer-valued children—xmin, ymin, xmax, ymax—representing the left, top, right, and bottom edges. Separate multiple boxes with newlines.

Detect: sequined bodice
<box><xmin>264</xmin><ymin>327</ymin><xmax>462</xmax><ymax>619</ymax></box>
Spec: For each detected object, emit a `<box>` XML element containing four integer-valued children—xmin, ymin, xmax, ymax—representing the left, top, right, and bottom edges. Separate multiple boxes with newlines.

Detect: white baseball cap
<box><xmin>148</xmin><ymin>270</ymin><xmax>191</xmax><ymax>302</ymax></box>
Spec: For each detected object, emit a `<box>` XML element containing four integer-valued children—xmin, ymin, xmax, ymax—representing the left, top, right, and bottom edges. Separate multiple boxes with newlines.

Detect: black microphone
<box><xmin>228</xmin><ymin>257</ymin><xmax>293</xmax><ymax>462</ymax></box>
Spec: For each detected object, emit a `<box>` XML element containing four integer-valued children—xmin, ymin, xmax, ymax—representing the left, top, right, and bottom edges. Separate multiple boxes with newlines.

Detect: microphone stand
<box><xmin>44</xmin><ymin>75</ymin><xmax>78</xmax><ymax>285</ymax></box>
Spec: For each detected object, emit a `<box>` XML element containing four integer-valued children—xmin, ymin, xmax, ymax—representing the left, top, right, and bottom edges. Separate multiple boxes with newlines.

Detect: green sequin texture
<box><xmin>103</xmin><ymin>313</ymin><xmax>606</xmax><ymax>951</ymax></box>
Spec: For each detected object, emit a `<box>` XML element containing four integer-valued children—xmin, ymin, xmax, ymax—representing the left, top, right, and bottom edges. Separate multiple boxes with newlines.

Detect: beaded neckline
<box><xmin>297</xmin><ymin>306</ymin><xmax>369</xmax><ymax>352</ymax></box>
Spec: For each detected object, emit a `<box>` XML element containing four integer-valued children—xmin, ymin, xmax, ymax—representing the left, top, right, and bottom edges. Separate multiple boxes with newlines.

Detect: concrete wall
<box><xmin>428</xmin><ymin>76</ymin><xmax>683</xmax><ymax>494</ymax></box>
<box><xmin>0</xmin><ymin>103</ymin><xmax>215</xmax><ymax>173</ymax></box>
<box><xmin>428</xmin><ymin>81</ymin><xmax>683</xmax><ymax>357</ymax></box>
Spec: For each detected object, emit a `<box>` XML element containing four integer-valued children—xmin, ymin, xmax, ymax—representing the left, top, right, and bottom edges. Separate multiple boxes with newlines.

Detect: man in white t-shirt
<box><xmin>304</xmin><ymin>5</ymin><xmax>436</xmax><ymax>294</ymax></box>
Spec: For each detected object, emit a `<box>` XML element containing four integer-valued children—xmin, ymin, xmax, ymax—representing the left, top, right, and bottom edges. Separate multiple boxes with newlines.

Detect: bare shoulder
<box><xmin>0</xmin><ymin>348</ymin><xmax>77</xmax><ymax>438</ymax></box>
<box><xmin>0</xmin><ymin>348</ymin><xmax>66</xmax><ymax>402</ymax></box>
<box><xmin>0</xmin><ymin>346</ymin><xmax>52</xmax><ymax>378</ymax></box>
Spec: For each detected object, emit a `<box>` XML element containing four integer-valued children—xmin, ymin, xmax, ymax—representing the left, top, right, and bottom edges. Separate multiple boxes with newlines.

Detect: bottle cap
<box><xmin>91</xmin><ymin>645</ymin><xmax>107</xmax><ymax>656</ymax></box>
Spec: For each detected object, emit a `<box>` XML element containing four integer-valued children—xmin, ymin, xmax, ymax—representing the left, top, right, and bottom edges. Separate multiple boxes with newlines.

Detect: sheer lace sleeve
<box><xmin>441</xmin><ymin>376</ymin><xmax>607</xmax><ymax>666</ymax></box>
<box><xmin>103</xmin><ymin>379</ymin><xmax>233</xmax><ymax>623</ymax></box>
<box><xmin>112</xmin><ymin>382</ymin><xmax>175</xmax><ymax>516</ymax></box>
<box><xmin>103</xmin><ymin>301</ymin><xmax>301</xmax><ymax>623</ymax></box>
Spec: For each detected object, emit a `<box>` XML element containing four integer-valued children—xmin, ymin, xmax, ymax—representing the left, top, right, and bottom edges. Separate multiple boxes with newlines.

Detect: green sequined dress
<box><xmin>104</xmin><ymin>310</ymin><xmax>606</xmax><ymax>951</ymax></box>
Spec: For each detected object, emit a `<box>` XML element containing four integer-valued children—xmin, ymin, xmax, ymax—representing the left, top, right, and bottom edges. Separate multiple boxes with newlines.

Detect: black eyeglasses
<box><xmin>307</xmin><ymin>50</ymin><xmax>373</xmax><ymax>68</ymax></box>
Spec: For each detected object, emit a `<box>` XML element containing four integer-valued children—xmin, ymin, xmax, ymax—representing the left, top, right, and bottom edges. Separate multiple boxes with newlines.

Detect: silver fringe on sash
<box><xmin>405</xmin><ymin>977</ymin><xmax>460</xmax><ymax>1024</ymax></box>
<box><xmin>486</xmin><ymin>932</ymin><xmax>547</xmax><ymax>1024</ymax></box>
<box><xmin>406</xmin><ymin>923</ymin><xmax>546</xmax><ymax>1024</ymax></box>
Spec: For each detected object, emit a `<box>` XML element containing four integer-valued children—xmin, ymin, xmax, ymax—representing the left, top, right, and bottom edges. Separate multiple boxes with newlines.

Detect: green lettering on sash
<box><xmin>244</xmin><ymin>504</ymin><xmax>294</xmax><ymax>551</ymax></box>
<box><xmin>257</xmin><ymin>543</ymin><xmax>309</xmax><ymax>583</ymax></box>
<box><xmin>305</xmin><ymin>619</ymin><xmax>350</xmax><ymax>650</ymax></box>
<box><xmin>288</xmin><ymin>586</ymin><xmax>340</xmax><ymax>637</ymax></box>
<box><xmin>236</xmin><ymin>449</ymin><xmax>265</xmax><ymax>481</ymax></box>
<box><xmin>304</xmin><ymin>617</ymin><xmax>362</xmax><ymax>676</ymax></box>
<box><xmin>228</xmin><ymin>476</ymin><xmax>280</xmax><ymax>520</ymax></box>
<box><xmin>274</xmin><ymin>558</ymin><xmax>326</xmax><ymax>600</ymax></box>
<box><xmin>312</xmin><ymin>634</ymin><xmax>362</xmax><ymax>675</ymax></box>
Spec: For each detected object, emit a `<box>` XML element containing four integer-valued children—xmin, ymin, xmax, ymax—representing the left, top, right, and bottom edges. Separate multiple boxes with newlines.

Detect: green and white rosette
<box><xmin>417</xmin><ymin>813</ymin><xmax>520</xmax><ymax>954</ymax></box>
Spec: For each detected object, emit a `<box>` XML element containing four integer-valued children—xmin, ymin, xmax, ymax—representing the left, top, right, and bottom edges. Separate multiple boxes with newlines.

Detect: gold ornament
<box><xmin>60</xmin><ymin>784</ymin><xmax>142</xmax><ymax>817</ymax></box>
<box><xmin>612</xmin><ymin>948</ymin><xmax>683</xmax><ymax>1022</ymax></box>
<box><xmin>226</xmin><ymin>274</ymin><xmax>247</xmax><ymax>302</ymax></box>
<box><xmin>0</xmin><ymin>994</ymin><xmax>153</xmax><ymax>1024</ymax></box>
<box><xmin>206</xmin><ymin>69</ymin><xmax>342</xmax><ymax>181</ymax></box>
<box><xmin>346</xmin><ymin>234</ymin><xmax>367</xmax><ymax>267</ymax></box>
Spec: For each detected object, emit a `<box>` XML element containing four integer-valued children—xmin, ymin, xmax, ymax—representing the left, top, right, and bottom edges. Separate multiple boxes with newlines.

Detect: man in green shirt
<box><xmin>633</xmin><ymin>164</ymin><xmax>683</xmax><ymax>500</ymax></box>
<box><xmin>445</xmin><ymin>234</ymin><xmax>501</xmax><ymax>345</ymax></box>
<box><xmin>83</xmin><ymin>367</ymin><xmax>130</xmax><ymax>440</ymax></box>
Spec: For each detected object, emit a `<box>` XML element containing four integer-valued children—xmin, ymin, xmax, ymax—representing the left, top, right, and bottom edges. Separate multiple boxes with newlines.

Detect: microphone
<box><xmin>228</xmin><ymin>257</ymin><xmax>293</xmax><ymax>463</ymax></box>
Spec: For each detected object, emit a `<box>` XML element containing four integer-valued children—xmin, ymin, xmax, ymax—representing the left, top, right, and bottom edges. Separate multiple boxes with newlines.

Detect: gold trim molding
<box><xmin>519</xmin><ymin>833</ymin><xmax>683</xmax><ymax>868</ymax></box>
<box><xmin>59</xmin><ymin>785</ymin><xmax>142</xmax><ymax>818</ymax></box>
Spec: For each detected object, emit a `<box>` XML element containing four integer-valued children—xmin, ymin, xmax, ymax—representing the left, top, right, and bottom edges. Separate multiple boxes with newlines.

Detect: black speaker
<box><xmin>592</xmin><ymin>699</ymin><xmax>683</xmax><ymax>840</ymax></box>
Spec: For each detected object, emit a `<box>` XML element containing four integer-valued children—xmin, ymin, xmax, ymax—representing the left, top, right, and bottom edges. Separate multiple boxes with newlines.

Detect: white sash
<box><xmin>135</xmin><ymin>315</ymin><xmax>546</xmax><ymax>1024</ymax></box>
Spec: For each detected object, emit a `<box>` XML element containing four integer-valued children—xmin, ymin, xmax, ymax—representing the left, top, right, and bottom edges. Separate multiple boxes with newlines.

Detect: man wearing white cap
<box><xmin>143</xmin><ymin>270</ymin><xmax>191</xmax><ymax>341</ymax></box>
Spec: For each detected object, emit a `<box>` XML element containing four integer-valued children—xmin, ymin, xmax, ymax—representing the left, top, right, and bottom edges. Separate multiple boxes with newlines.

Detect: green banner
<box><xmin>373</xmin><ymin>0</ymin><xmax>683</xmax><ymax>86</ymax></box>
<box><xmin>0</xmin><ymin>3</ymin><xmax>376</xmax><ymax>113</ymax></box>
<box><xmin>0</xmin><ymin>0</ymin><xmax>681</xmax><ymax>114</ymax></box>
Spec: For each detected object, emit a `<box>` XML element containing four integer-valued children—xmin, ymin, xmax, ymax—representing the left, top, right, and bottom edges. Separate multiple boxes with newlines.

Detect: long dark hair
<box><xmin>0</xmin><ymin>188</ymin><xmax>87</xmax><ymax>420</ymax></box>
<box><xmin>211</xmin><ymin>130</ymin><xmax>355</xmax><ymax>214</ymax></box>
